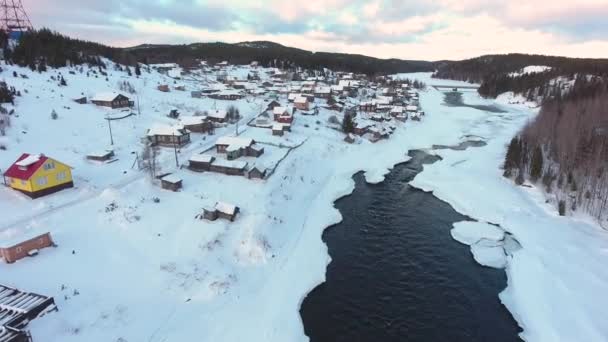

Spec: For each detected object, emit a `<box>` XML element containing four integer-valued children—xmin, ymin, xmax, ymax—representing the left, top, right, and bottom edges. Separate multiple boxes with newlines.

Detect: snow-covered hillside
<box><xmin>1</xmin><ymin>62</ymin><xmax>607</xmax><ymax>342</ymax></box>
<box><xmin>509</xmin><ymin>65</ymin><xmax>552</xmax><ymax>77</ymax></box>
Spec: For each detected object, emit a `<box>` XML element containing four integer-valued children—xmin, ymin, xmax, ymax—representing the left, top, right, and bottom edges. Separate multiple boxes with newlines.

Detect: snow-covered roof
<box><xmin>216</xmin><ymin>136</ymin><xmax>254</xmax><ymax>148</ymax></box>
<box><xmin>179</xmin><ymin>116</ymin><xmax>207</xmax><ymax>126</ymax></box>
<box><xmin>147</xmin><ymin>125</ymin><xmax>187</xmax><ymax>136</ymax></box>
<box><xmin>161</xmin><ymin>174</ymin><xmax>182</xmax><ymax>184</ymax></box>
<box><xmin>406</xmin><ymin>105</ymin><xmax>418</xmax><ymax>112</ymax></box>
<box><xmin>294</xmin><ymin>96</ymin><xmax>307</xmax><ymax>104</ymax></box>
<box><xmin>215</xmin><ymin>202</ymin><xmax>237</xmax><ymax>215</ymax></box>
<box><xmin>189</xmin><ymin>154</ymin><xmax>215</xmax><ymax>163</ymax></box>
<box><xmin>273</xmin><ymin>106</ymin><xmax>288</xmax><ymax>115</ymax></box>
<box><xmin>15</xmin><ymin>154</ymin><xmax>41</xmax><ymax>167</ymax></box>
<box><xmin>212</xmin><ymin>158</ymin><xmax>248</xmax><ymax>169</ymax></box>
<box><xmin>208</xmin><ymin>110</ymin><xmax>227</xmax><ymax>119</ymax></box>
<box><xmin>87</xmin><ymin>150</ymin><xmax>114</xmax><ymax>158</ymax></box>
<box><xmin>315</xmin><ymin>86</ymin><xmax>331</xmax><ymax>94</ymax></box>
<box><xmin>272</xmin><ymin>123</ymin><xmax>284</xmax><ymax>130</ymax></box>
<box><xmin>92</xmin><ymin>92</ymin><xmax>124</xmax><ymax>102</ymax></box>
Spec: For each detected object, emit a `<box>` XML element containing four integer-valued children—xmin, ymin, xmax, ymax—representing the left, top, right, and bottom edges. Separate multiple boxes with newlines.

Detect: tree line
<box><xmin>503</xmin><ymin>76</ymin><xmax>608</xmax><ymax>220</ymax></box>
<box><xmin>1</xmin><ymin>29</ymin><xmax>434</xmax><ymax>76</ymax></box>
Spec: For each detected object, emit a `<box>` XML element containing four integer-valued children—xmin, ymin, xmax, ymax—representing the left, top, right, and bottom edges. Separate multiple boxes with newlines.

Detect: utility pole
<box><xmin>106</xmin><ymin>117</ymin><xmax>114</xmax><ymax>145</ymax></box>
<box><xmin>172</xmin><ymin>133</ymin><xmax>179</xmax><ymax>167</ymax></box>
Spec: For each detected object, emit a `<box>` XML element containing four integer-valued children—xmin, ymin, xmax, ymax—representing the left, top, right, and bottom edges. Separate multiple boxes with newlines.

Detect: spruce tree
<box><xmin>530</xmin><ymin>145</ymin><xmax>544</xmax><ymax>181</ymax></box>
<box><xmin>342</xmin><ymin>113</ymin><xmax>354</xmax><ymax>133</ymax></box>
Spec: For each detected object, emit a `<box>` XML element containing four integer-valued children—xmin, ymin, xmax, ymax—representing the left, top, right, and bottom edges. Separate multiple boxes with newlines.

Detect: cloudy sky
<box><xmin>25</xmin><ymin>0</ymin><xmax>608</xmax><ymax>60</ymax></box>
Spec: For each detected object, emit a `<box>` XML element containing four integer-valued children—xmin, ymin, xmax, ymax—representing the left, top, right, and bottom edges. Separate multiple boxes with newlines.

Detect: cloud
<box><xmin>21</xmin><ymin>0</ymin><xmax>608</xmax><ymax>59</ymax></box>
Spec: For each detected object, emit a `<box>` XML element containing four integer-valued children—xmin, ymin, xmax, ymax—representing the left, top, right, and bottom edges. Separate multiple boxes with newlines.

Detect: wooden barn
<box><xmin>160</xmin><ymin>174</ymin><xmax>182</xmax><ymax>192</ymax></box>
<box><xmin>208</xmin><ymin>159</ymin><xmax>248</xmax><ymax>176</ymax></box>
<box><xmin>188</xmin><ymin>155</ymin><xmax>215</xmax><ymax>172</ymax></box>
<box><xmin>202</xmin><ymin>202</ymin><xmax>240</xmax><ymax>222</ymax></box>
<box><xmin>3</xmin><ymin>154</ymin><xmax>74</xmax><ymax>199</ymax></box>
<box><xmin>246</xmin><ymin>166</ymin><xmax>266</xmax><ymax>180</ymax></box>
<box><xmin>91</xmin><ymin>92</ymin><xmax>133</xmax><ymax>109</ymax></box>
<box><xmin>0</xmin><ymin>232</ymin><xmax>55</xmax><ymax>264</ymax></box>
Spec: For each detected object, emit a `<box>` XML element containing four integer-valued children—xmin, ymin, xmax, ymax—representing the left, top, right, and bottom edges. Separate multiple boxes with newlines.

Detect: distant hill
<box><xmin>125</xmin><ymin>40</ymin><xmax>435</xmax><ymax>75</ymax></box>
<box><xmin>3</xmin><ymin>30</ymin><xmax>435</xmax><ymax>75</ymax></box>
<box><xmin>433</xmin><ymin>53</ymin><xmax>608</xmax><ymax>98</ymax></box>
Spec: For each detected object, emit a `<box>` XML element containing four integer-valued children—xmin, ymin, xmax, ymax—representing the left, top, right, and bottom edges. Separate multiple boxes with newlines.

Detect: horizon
<box><xmin>25</xmin><ymin>0</ymin><xmax>608</xmax><ymax>61</ymax></box>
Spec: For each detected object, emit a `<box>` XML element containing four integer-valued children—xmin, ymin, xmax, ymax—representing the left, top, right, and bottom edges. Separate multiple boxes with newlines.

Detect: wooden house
<box><xmin>266</xmin><ymin>100</ymin><xmax>281</xmax><ymax>111</ymax></box>
<box><xmin>215</xmin><ymin>137</ymin><xmax>264</xmax><ymax>159</ymax></box>
<box><xmin>314</xmin><ymin>86</ymin><xmax>331</xmax><ymax>99</ymax></box>
<box><xmin>3</xmin><ymin>154</ymin><xmax>74</xmax><ymax>198</ymax></box>
<box><xmin>208</xmin><ymin>90</ymin><xmax>244</xmax><ymax>101</ymax></box>
<box><xmin>160</xmin><ymin>174</ymin><xmax>182</xmax><ymax>192</ymax></box>
<box><xmin>359</xmin><ymin>101</ymin><xmax>377</xmax><ymax>113</ymax></box>
<box><xmin>91</xmin><ymin>92</ymin><xmax>133</xmax><ymax>109</ymax></box>
<box><xmin>157</xmin><ymin>84</ymin><xmax>170</xmax><ymax>92</ymax></box>
<box><xmin>207</xmin><ymin>110</ymin><xmax>228</xmax><ymax>123</ymax></box>
<box><xmin>147</xmin><ymin>125</ymin><xmax>191</xmax><ymax>147</ymax></box>
<box><xmin>294</xmin><ymin>96</ymin><xmax>309</xmax><ymax>111</ymax></box>
<box><xmin>180</xmin><ymin>116</ymin><xmax>213</xmax><ymax>133</ymax></box>
<box><xmin>188</xmin><ymin>155</ymin><xmax>215</xmax><ymax>172</ymax></box>
<box><xmin>0</xmin><ymin>232</ymin><xmax>55</xmax><ymax>264</ymax></box>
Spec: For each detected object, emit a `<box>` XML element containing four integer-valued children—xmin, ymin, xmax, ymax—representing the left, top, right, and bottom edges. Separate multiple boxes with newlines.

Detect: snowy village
<box><xmin>4</xmin><ymin>1</ymin><xmax>608</xmax><ymax>342</ymax></box>
<box><xmin>0</xmin><ymin>40</ymin><xmax>428</xmax><ymax>342</ymax></box>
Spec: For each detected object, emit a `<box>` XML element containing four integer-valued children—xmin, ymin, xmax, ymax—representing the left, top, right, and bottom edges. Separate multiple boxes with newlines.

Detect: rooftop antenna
<box><xmin>0</xmin><ymin>0</ymin><xmax>33</xmax><ymax>34</ymax></box>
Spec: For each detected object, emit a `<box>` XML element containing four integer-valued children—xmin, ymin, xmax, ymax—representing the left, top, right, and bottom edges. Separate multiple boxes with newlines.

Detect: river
<box><xmin>299</xmin><ymin>149</ymin><xmax>521</xmax><ymax>342</ymax></box>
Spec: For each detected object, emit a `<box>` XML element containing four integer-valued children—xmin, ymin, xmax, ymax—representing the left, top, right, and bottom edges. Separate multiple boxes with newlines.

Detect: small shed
<box><xmin>188</xmin><ymin>154</ymin><xmax>215</xmax><ymax>172</ymax></box>
<box><xmin>158</xmin><ymin>84</ymin><xmax>170</xmax><ymax>92</ymax></box>
<box><xmin>161</xmin><ymin>174</ymin><xmax>183</xmax><ymax>191</ymax></box>
<box><xmin>0</xmin><ymin>232</ymin><xmax>55</xmax><ymax>264</ymax></box>
<box><xmin>272</xmin><ymin>123</ymin><xmax>284</xmax><ymax>136</ymax></box>
<box><xmin>344</xmin><ymin>134</ymin><xmax>356</xmax><ymax>144</ymax></box>
<box><xmin>202</xmin><ymin>202</ymin><xmax>240</xmax><ymax>222</ymax></box>
<box><xmin>246</xmin><ymin>166</ymin><xmax>266</xmax><ymax>180</ymax></box>
<box><xmin>86</xmin><ymin>150</ymin><xmax>115</xmax><ymax>162</ymax></box>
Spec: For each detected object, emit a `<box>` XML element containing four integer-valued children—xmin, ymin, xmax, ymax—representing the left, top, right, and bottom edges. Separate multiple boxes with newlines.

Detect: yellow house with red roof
<box><xmin>3</xmin><ymin>153</ymin><xmax>73</xmax><ymax>198</ymax></box>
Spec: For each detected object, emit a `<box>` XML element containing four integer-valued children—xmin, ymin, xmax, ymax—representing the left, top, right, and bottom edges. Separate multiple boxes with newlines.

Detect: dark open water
<box><xmin>300</xmin><ymin>150</ymin><xmax>521</xmax><ymax>342</ymax></box>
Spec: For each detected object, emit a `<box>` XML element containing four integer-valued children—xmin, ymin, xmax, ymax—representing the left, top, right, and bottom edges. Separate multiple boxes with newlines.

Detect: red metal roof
<box><xmin>3</xmin><ymin>153</ymin><xmax>49</xmax><ymax>180</ymax></box>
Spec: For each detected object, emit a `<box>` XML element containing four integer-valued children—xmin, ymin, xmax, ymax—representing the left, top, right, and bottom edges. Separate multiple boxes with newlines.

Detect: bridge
<box><xmin>432</xmin><ymin>84</ymin><xmax>479</xmax><ymax>91</ymax></box>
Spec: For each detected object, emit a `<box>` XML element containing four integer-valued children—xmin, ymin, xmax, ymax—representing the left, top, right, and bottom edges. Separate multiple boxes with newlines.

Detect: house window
<box><xmin>56</xmin><ymin>171</ymin><xmax>67</xmax><ymax>181</ymax></box>
<box><xmin>21</xmin><ymin>180</ymin><xmax>27</xmax><ymax>186</ymax></box>
<box><xmin>38</xmin><ymin>238</ymin><xmax>45</xmax><ymax>245</ymax></box>
<box><xmin>44</xmin><ymin>162</ymin><xmax>56</xmax><ymax>170</ymax></box>
<box><xmin>36</xmin><ymin>176</ymin><xmax>48</xmax><ymax>186</ymax></box>
<box><xmin>16</xmin><ymin>247</ymin><xmax>22</xmax><ymax>253</ymax></box>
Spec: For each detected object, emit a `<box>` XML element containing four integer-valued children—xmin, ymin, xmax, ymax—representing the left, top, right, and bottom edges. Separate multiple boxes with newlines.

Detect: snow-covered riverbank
<box><xmin>2</xmin><ymin>67</ymin><xmax>604</xmax><ymax>341</ymax></box>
